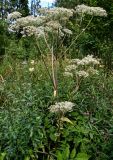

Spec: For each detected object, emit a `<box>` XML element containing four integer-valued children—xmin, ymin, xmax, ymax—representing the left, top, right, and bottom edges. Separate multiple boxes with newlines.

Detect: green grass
<box><xmin>0</xmin><ymin>55</ymin><xmax>113</xmax><ymax>160</ymax></box>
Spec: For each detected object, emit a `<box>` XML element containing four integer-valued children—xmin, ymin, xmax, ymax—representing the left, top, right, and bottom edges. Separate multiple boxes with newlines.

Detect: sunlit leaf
<box><xmin>76</xmin><ymin>152</ymin><xmax>90</xmax><ymax>160</ymax></box>
<box><xmin>60</xmin><ymin>117</ymin><xmax>73</xmax><ymax>124</ymax></box>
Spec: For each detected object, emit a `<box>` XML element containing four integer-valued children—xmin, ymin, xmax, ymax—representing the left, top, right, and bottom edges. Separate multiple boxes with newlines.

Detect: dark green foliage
<box><xmin>0</xmin><ymin>20</ymin><xmax>8</xmax><ymax>60</ymax></box>
<box><xmin>18</xmin><ymin>0</ymin><xmax>29</xmax><ymax>16</ymax></box>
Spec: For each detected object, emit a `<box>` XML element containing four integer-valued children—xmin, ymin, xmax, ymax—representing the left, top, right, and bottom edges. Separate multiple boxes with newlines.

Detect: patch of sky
<box><xmin>28</xmin><ymin>0</ymin><xmax>55</xmax><ymax>7</ymax></box>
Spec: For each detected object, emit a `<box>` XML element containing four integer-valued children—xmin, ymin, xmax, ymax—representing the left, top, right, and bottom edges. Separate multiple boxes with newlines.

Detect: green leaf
<box><xmin>50</xmin><ymin>133</ymin><xmax>57</xmax><ymax>141</ymax></box>
<box><xmin>24</xmin><ymin>156</ymin><xmax>30</xmax><ymax>160</ymax></box>
<box><xmin>57</xmin><ymin>152</ymin><xmax>63</xmax><ymax>160</ymax></box>
<box><xmin>76</xmin><ymin>153</ymin><xmax>90</xmax><ymax>160</ymax></box>
<box><xmin>60</xmin><ymin>117</ymin><xmax>73</xmax><ymax>124</ymax></box>
<box><xmin>63</xmin><ymin>145</ymin><xmax>70</xmax><ymax>160</ymax></box>
<box><xmin>70</xmin><ymin>148</ymin><xmax>76</xmax><ymax>159</ymax></box>
<box><xmin>0</xmin><ymin>152</ymin><xmax>6</xmax><ymax>160</ymax></box>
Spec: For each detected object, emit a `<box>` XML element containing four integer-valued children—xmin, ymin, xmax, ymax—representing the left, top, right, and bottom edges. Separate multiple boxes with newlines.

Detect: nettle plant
<box><xmin>7</xmin><ymin>5</ymin><xmax>107</xmax><ymax>124</ymax></box>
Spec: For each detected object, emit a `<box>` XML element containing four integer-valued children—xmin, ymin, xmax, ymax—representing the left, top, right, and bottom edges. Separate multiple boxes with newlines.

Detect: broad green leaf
<box><xmin>76</xmin><ymin>153</ymin><xmax>90</xmax><ymax>160</ymax></box>
<box><xmin>70</xmin><ymin>148</ymin><xmax>76</xmax><ymax>159</ymax></box>
<box><xmin>0</xmin><ymin>152</ymin><xmax>6</xmax><ymax>160</ymax></box>
<box><xmin>57</xmin><ymin>152</ymin><xmax>63</xmax><ymax>160</ymax></box>
<box><xmin>60</xmin><ymin>117</ymin><xmax>73</xmax><ymax>124</ymax></box>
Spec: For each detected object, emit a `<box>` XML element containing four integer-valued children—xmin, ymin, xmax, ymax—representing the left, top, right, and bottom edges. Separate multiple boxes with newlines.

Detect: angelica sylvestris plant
<box><xmin>7</xmin><ymin>5</ymin><xmax>107</xmax><ymax>97</ymax></box>
<box><xmin>7</xmin><ymin>7</ymin><xmax>74</xmax><ymax>97</ymax></box>
<box><xmin>64</xmin><ymin>55</ymin><xmax>100</xmax><ymax>93</ymax></box>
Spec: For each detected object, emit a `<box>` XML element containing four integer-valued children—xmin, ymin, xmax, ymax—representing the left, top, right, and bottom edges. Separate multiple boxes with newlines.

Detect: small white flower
<box><xmin>76</xmin><ymin>70</ymin><xmax>89</xmax><ymax>78</ymax></box>
<box><xmin>65</xmin><ymin>65</ymin><xmax>77</xmax><ymax>72</ymax></box>
<box><xmin>29</xmin><ymin>67</ymin><xmax>34</xmax><ymax>72</ymax></box>
<box><xmin>64</xmin><ymin>72</ymin><xmax>73</xmax><ymax>77</ymax></box>
<box><xmin>30</xmin><ymin>60</ymin><xmax>35</xmax><ymax>65</ymax></box>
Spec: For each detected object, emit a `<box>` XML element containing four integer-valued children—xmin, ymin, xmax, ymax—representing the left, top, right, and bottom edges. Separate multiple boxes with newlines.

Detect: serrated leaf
<box><xmin>70</xmin><ymin>148</ymin><xmax>76</xmax><ymax>159</ymax></box>
<box><xmin>60</xmin><ymin>117</ymin><xmax>73</xmax><ymax>124</ymax></box>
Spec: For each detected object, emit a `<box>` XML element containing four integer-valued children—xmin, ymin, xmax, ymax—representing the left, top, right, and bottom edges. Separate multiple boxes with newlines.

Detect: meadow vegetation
<box><xmin>0</xmin><ymin>2</ymin><xmax>113</xmax><ymax>160</ymax></box>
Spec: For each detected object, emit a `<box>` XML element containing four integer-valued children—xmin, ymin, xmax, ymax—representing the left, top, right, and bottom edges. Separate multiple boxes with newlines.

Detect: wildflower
<box><xmin>7</xmin><ymin>11</ymin><xmax>22</xmax><ymax>20</ymax></box>
<box><xmin>75</xmin><ymin>4</ymin><xmax>107</xmax><ymax>17</ymax></box>
<box><xmin>65</xmin><ymin>65</ymin><xmax>77</xmax><ymax>72</ymax></box>
<box><xmin>9</xmin><ymin>16</ymin><xmax>46</xmax><ymax>32</ymax></box>
<box><xmin>64</xmin><ymin>72</ymin><xmax>73</xmax><ymax>77</ymax></box>
<box><xmin>39</xmin><ymin>7</ymin><xmax>74</xmax><ymax>20</ymax></box>
<box><xmin>76</xmin><ymin>70</ymin><xmax>89</xmax><ymax>78</ymax></box>
<box><xmin>73</xmin><ymin>55</ymin><xmax>100</xmax><ymax>66</ymax></box>
<box><xmin>69</xmin><ymin>59</ymin><xmax>81</xmax><ymax>64</ymax></box>
<box><xmin>49</xmin><ymin>101</ymin><xmax>74</xmax><ymax>114</ymax></box>
<box><xmin>30</xmin><ymin>60</ymin><xmax>35</xmax><ymax>65</ymax></box>
<box><xmin>29</xmin><ymin>67</ymin><xmax>34</xmax><ymax>72</ymax></box>
<box><xmin>21</xmin><ymin>26</ymin><xmax>45</xmax><ymax>37</ymax></box>
<box><xmin>46</xmin><ymin>21</ymin><xmax>62</xmax><ymax>30</ymax></box>
<box><xmin>81</xmin><ymin>55</ymin><xmax>100</xmax><ymax>65</ymax></box>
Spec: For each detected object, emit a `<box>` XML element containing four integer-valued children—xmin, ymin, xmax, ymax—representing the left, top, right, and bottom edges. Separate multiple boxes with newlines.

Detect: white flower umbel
<box><xmin>81</xmin><ymin>55</ymin><xmax>100</xmax><ymax>65</ymax></box>
<box><xmin>64</xmin><ymin>55</ymin><xmax>100</xmax><ymax>78</ymax></box>
<box><xmin>65</xmin><ymin>64</ymin><xmax>77</xmax><ymax>72</ymax></box>
<box><xmin>64</xmin><ymin>72</ymin><xmax>73</xmax><ymax>77</ymax></box>
<box><xmin>39</xmin><ymin>7</ymin><xmax>74</xmax><ymax>20</ymax></box>
<box><xmin>76</xmin><ymin>70</ymin><xmax>89</xmax><ymax>78</ymax></box>
<box><xmin>10</xmin><ymin>16</ymin><xmax>46</xmax><ymax>32</ymax></box>
<box><xmin>75</xmin><ymin>4</ymin><xmax>107</xmax><ymax>17</ymax></box>
<box><xmin>46</xmin><ymin>21</ymin><xmax>62</xmax><ymax>30</ymax></box>
<box><xmin>7</xmin><ymin>11</ymin><xmax>22</xmax><ymax>21</ymax></box>
<box><xmin>49</xmin><ymin>101</ymin><xmax>74</xmax><ymax>114</ymax></box>
<box><xmin>70</xmin><ymin>55</ymin><xmax>100</xmax><ymax>66</ymax></box>
<box><xmin>21</xmin><ymin>26</ymin><xmax>45</xmax><ymax>37</ymax></box>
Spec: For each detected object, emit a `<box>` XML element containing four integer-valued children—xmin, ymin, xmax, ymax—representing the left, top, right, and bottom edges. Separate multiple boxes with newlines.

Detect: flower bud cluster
<box><xmin>75</xmin><ymin>4</ymin><xmax>107</xmax><ymax>17</ymax></box>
